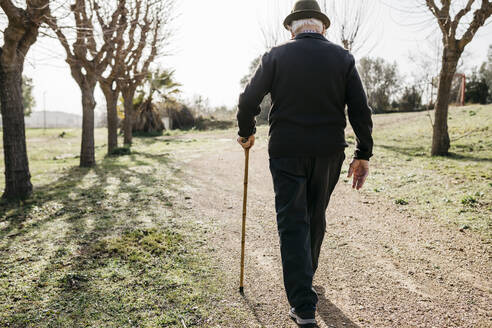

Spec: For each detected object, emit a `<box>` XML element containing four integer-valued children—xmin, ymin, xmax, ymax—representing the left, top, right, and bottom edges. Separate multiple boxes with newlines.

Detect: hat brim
<box><xmin>283</xmin><ymin>10</ymin><xmax>331</xmax><ymax>30</ymax></box>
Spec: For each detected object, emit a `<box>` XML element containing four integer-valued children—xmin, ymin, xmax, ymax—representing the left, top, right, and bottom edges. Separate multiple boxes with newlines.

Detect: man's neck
<box><xmin>299</xmin><ymin>30</ymin><xmax>320</xmax><ymax>34</ymax></box>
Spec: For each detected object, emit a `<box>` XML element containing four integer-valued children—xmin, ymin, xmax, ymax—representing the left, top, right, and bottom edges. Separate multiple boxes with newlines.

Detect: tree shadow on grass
<box><xmin>314</xmin><ymin>286</ymin><xmax>360</xmax><ymax>328</ymax></box>
<box><xmin>132</xmin><ymin>134</ymin><xmax>196</xmax><ymax>146</ymax></box>
<box><xmin>377</xmin><ymin>144</ymin><xmax>429</xmax><ymax>158</ymax></box>
<box><xmin>0</xmin><ymin>165</ymin><xmax>92</xmax><ymax>242</ymax></box>
<box><xmin>378</xmin><ymin>144</ymin><xmax>491</xmax><ymax>163</ymax></box>
<box><xmin>0</xmin><ymin>152</ymin><xmax>185</xmax><ymax>327</ymax></box>
<box><xmin>446</xmin><ymin>151</ymin><xmax>492</xmax><ymax>163</ymax></box>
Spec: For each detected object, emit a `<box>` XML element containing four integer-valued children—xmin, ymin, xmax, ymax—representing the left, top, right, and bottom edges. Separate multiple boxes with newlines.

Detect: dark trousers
<box><xmin>269</xmin><ymin>151</ymin><xmax>345</xmax><ymax>313</ymax></box>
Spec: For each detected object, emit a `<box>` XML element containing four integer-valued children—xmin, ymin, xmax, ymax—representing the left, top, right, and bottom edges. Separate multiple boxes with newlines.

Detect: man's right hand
<box><xmin>237</xmin><ymin>135</ymin><xmax>255</xmax><ymax>150</ymax></box>
<box><xmin>347</xmin><ymin>159</ymin><xmax>370</xmax><ymax>190</ymax></box>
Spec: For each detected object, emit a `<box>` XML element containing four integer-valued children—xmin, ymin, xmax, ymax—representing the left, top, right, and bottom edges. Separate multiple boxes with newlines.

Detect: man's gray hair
<box><xmin>289</xmin><ymin>18</ymin><xmax>324</xmax><ymax>35</ymax></box>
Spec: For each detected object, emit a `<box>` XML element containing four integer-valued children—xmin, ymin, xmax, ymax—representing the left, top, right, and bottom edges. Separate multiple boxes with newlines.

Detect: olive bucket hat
<box><xmin>283</xmin><ymin>0</ymin><xmax>331</xmax><ymax>30</ymax></box>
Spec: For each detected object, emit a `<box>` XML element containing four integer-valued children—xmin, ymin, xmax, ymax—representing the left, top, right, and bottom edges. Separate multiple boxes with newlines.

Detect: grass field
<box><xmin>0</xmin><ymin>104</ymin><xmax>490</xmax><ymax>326</ymax></box>
<box><xmin>357</xmin><ymin>105</ymin><xmax>491</xmax><ymax>238</ymax></box>
<box><xmin>0</xmin><ymin>130</ymin><xmax>241</xmax><ymax>327</ymax></box>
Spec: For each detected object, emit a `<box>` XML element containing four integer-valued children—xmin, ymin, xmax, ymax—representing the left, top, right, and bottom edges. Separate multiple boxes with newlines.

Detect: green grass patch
<box><xmin>109</xmin><ymin>146</ymin><xmax>132</xmax><ymax>156</ymax></box>
<box><xmin>395</xmin><ymin>199</ymin><xmax>409</xmax><ymax>205</ymax></box>
<box><xmin>344</xmin><ymin>105</ymin><xmax>491</xmax><ymax>238</ymax></box>
<box><xmin>0</xmin><ymin>129</ymin><xmax>227</xmax><ymax>327</ymax></box>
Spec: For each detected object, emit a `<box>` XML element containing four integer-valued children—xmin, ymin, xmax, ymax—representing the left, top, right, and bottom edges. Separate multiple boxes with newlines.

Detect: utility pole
<box><xmin>43</xmin><ymin>91</ymin><xmax>47</xmax><ymax>132</ymax></box>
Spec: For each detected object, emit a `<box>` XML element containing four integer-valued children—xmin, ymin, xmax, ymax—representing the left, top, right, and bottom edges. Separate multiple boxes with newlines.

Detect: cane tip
<box><xmin>239</xmin><ymin>287</ymin><xmax>244</xmax><ymax>295</ymax></box>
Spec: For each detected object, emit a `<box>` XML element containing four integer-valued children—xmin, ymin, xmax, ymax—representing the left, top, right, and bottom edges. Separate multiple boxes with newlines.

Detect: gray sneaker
<box><xmin>289</xmin><ymin>308</ymin><xmax>318</xmax><ymax>327</ymax></box>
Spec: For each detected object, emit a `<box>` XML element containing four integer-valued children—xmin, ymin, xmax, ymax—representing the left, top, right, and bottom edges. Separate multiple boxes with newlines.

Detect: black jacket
<box><xmin>237</xmin><ymin>33</ymin><xmax>373</xmax><ymax>160</ymax></box>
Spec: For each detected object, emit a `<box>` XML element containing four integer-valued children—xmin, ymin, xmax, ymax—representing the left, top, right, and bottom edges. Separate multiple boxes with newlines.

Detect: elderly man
<box><xmin>237</xmin><ymin>0</ymin><xmax>373</xmax><ymax>326</ymax></box>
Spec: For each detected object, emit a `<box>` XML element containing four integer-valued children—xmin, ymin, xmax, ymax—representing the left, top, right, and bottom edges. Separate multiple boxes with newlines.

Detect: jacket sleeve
<box><xmin>345</xmin><ymin>54</ymin><xmax>374</xmax><ymax>161</ymax></box>
<box><xmin>237</xmin><ymin>52</ymin><xmax>274</xmax><ymax>138</ymax></box>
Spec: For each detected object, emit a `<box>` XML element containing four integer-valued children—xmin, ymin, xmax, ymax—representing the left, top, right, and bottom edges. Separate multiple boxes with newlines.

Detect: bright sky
<box><xmin>24</xmin><ymin>0</ymin><xmax>492</xmax><ymax>115</ymax></box>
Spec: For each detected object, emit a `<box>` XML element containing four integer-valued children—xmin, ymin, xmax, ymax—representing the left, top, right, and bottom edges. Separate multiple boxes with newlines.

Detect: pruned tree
<box><xmin>97</xmin><ymin>1</ymin><xmax>127</xmax><ymax>154</ymax></box>
<box><xmin>321</xmin><ymin>0</ymin><xmax>380</xmax><ymax>55</ymax></box>
<box><xmin>0</xmin><ymin>0</ymin><xmax>50</xmax><ymax>200</ymax></box>
<box><xmin>47</xmin><ymin>0</ymin><xmax>125</xmax><ymax>166</ymax></box>
<box><xmin>99</xmin><ymin>64</ymin><xmax>121</xmax><ymax>154</ymax></box>
<box><xmin>424</xmin><ymin>0</ymin><xmax>492</xmax><ymax>155</ymax></box>
<box><xmin>117</xmin><ymin>0</ymin><xmax>174</xmax><ymax>146</ymax></box>
<box><xmin>0</xmin><ymin>75</ymin><xmax>37</xmax><ymax>116</ymax></box>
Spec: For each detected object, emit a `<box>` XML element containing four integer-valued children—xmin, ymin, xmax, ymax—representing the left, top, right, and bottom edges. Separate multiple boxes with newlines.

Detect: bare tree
<box><xmin>99</xmin><ymin>64</ymin><xmax>121</xmax><ymax>154</ymax></box>
<box><xmin>117</xmin><ymin>0</ymin><xmax>173</xmax><ymax>146</ymax></box>
<box><xmin>47</xmin><ymin>0</ymin><xmax>125</xmax><ymax>166</ymax></box>
<box><xmin>259</xmin><ymin>0</ymin><xmax>380</xmax><ymax>55</ymax></box>
<box><xmin>259</xmin><ymin>0</ymin><xmax>289</xmax><ymax>49</ymax></box>
<box><xmin>0</xmin><ymin>0</ymin><xmax>50</xmax><ymax>200</ymax></box>
<box><xmin>424</xmin><ymin>0</ymin><xmax>492</xmax><ymax>155</ymax></box>
<box><xmin>96</xmin><ymin>2</ymin><xmax>127</xmax><ymax>154</ymax></box>
<box><xmin>324</xmin><ymin>0</ymin><xmax>380</xmax><ymax>55</ymax></box>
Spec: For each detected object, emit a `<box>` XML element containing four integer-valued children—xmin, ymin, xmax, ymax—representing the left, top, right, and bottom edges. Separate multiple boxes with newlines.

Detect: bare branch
<box><xmin>0</xmin><ymin>0</ymin><xmax>21</xmax><ymax>23</ymax></box>
<box><xmin>451</xmin><ymin>0</ymin><xmax>474</xmax><ymax>36</ymax></box>
<box><xmin>139</xmin><ymin>17</ymin><xmax>160</xmax><ymax>82</ymax></box>
<box><xmin>117</xmin><ymin>0</ymin><xmax>174</xmax><ymax>92</ymax></box>
<box><xmin>458</xmin><ymin>1</ymin><xmax>492</xmax><ymax>50</ymax></box>
<box><xmin>45</xmin><ymin>14</ymin><xmax>75</xmax><ymax>62</ymax></box>
<box><xmin>1</xmin><ymin>0</ymin><xmax>50</xmax><ymax>64</ymax></box>
<box><xmin>330</xmin><ymin>0</ymin><xmax>380</xmax><ymax>55</ymax></box>
<box><xmin>425</xmin><ymin>0</ymin><xmax>450</xmax><ymax>35</ymax></box>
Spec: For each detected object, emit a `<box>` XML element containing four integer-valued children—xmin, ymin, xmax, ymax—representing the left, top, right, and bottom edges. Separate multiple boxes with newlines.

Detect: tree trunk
<box><xmin>122</xmin><ymin>88</ymin><xmax>136</xmax><ymax>146</ymax></box>
<box><xmin>431</xmin><ymin>47</ymin><xmax>460</xmax><ymax>156</ymax></box>
<box><xmin>79</xmin><ymin>83</ymin><xmax>97</xmax><ymax>167</ymax></box>
<box><xmin>0</xmin><ymin>61</ymin><xmax>33</xmax><ymax>200</ymax></box>
<box><xmin>100</xmin><ymin>82</ymin><xmax>119</xmax><ymax>154</ymax></box>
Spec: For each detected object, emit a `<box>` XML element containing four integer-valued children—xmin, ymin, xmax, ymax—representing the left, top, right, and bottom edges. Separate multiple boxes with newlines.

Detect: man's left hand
<box><xmin>347</xmin><ymin>159</ymin><xmax>370</xmax><ymax>190</ymax></box>
<box><xmin>237</xmin><ymin>135</ymin><xmax>255</xmax><ymax>150</ymax></box>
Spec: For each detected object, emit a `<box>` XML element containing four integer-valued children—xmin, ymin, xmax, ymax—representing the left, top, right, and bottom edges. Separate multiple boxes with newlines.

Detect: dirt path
<box><xmin>173</xmin><ymin>132</ymin><xmax>491</xmax><ymax>328</ymax></box>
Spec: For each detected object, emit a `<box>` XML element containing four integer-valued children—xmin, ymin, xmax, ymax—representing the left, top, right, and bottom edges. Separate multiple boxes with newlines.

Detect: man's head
<box><xmin>288</xmin><ymin>18</ymin><xmax>326</xmax><ymax>37</ymax></box>
<box><xmin>283</xmin><ymin>0</ymin><xmax>330</xmax><ymax>35</ymax></box>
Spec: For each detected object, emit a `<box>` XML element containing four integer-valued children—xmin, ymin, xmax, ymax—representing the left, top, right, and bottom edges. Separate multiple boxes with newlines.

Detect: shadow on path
<box><xmin>315</xmin><ymin>286</ymin><xmax>359</xmax><ymax>328</ymax></box>
<box><xmin>241</xmin><ymin>293</ymin><xmax>270</xmax><ymax>327</ymax></box>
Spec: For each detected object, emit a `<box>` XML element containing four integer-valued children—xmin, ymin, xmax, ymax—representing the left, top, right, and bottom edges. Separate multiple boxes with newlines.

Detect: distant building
<box><xmin>0</xmin><ymin>111</ymin><xmax>82</xmax><ymax>128</ymax></box>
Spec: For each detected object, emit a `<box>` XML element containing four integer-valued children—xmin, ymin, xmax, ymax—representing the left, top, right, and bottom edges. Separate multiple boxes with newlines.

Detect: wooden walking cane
<box><xmin>239</xmin><ymin>145</ymin><xmax>250</xmax><ymax>295</ymax></box>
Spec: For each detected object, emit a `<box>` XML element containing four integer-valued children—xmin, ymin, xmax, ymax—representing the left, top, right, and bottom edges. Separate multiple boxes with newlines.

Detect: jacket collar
<box><xmin>294</xmin><ymin>32</ymin><xmax>327</xmax><ymax>41</ymax></box>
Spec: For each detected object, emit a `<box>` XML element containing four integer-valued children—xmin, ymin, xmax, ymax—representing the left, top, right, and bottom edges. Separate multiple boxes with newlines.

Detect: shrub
<box><xmin>133</xmin><ymin>99</ymin><xmax>165</xmax><ymax>134</ymax></box>
<box><xmin>395</xmin><ymin>199</ymin><xmax>409</xmax><ymax>205</ymax></box>
<box><xmin>158</xmin><ymin>101</ymin><xmax>196</xmax><ymax>130</ymax></box>
<box><xmin>194</xmin><ymin>116</ymin><xmax>233</xmax><ymax>131</ymax></box>
<box><xmin>110</xmin><ymin>147</ymin><xmax>131</xmax><ymax>156</ymax></box>
<box><xmin>398</xmin><ymin>86</ymin><xmax>423</xmax><ymax>112</ymax></box>
<box><xmin>461</xmin><ymin>195</ymin><xmax>478</xmax><ymax>206</ymax></box>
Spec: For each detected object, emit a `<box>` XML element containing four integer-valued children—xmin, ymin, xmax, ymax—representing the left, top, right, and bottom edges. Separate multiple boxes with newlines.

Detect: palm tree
<box><xmin>143</xmin><ymin>69</ymin><xmax>182</xmax><ymax>102</ymax></box>
<box><xmin>132</xmin><ymin>69</ymin><xmax>182</xmax><ymax>134</ymax></box>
